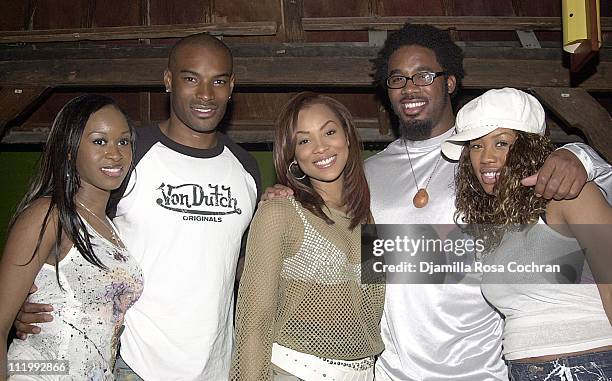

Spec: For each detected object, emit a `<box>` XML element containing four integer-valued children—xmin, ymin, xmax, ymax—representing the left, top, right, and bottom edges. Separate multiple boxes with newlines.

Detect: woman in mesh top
<box><xmin>443</xmin><ymin>88</ymin><xmax>612</xmax><ymax>380</ymax></box>
<box><xmin>230</xmin><ymin>92</ymin><xmax>384</xmax><ymax>381</ymax></box>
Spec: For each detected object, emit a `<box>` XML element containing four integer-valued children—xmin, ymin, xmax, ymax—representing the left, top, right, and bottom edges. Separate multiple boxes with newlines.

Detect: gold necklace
<box><xmin>77</xmin><ymin>201</ymin><xmax>121</xmax><ymax>245</ymax></box>
<box><xmin>403</xmin><ymin>140</ymin><xmax>442</xmax><ymax>208</ymax></box>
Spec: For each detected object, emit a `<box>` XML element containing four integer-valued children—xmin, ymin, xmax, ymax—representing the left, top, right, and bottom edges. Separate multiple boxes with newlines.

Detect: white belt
<box><xmin>271</xmin><ymin>343</ymin><xmax>374</xmax><ymax>381</ymax></box>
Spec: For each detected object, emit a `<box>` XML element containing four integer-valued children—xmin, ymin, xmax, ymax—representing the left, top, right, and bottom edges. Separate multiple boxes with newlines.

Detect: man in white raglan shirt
<box><xmin>366</xmin><ymin>23</ymin><xmax>612</xmax><ymax>380</ymax></box>
<box><xmin>14</xmin><ymin>33</ymin><xmax>261</xmax><ymax>381</ymax></box>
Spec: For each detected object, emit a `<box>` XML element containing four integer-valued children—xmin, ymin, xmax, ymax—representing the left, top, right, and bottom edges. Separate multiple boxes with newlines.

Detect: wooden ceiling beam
<box><xmin>1</xmin><ymin>42</ymin><xmax>599</xmax><ymax>61</ymax></box>
<box><xmin>0</xmin><ymin>86</ymin><xmax>50</xmax><ymax>139</ymax></box>
<box><xmin>281</xmin><ymin>0</ymin><xmax>305</xmax><ymax>42</ymax></box>
<box><xmin>302</xmin><ymin>16</ymin><xmax>612</xmax><ymax>32</ymax></box>
<box><xmin>0</xmin><ymin>21</ymin><xmax>278</xmax><ymax>43</ymax></box>
<box><xmin>531</xmin><ymin>87</ymin><xmax>612</xmax><ymax>163</ymax></box>
<box><xmin>0</xmin><ymin>55</ymin><xmax>610</xmax><ymax>90</ymax></box>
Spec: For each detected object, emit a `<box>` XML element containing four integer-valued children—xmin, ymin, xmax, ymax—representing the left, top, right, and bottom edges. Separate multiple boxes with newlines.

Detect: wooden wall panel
<box><xmin>147</xmin><ymin>0</ymin><xmax>213</xmax><ymax>47</ymax></box>
<box><xmin>603</xmin><ymin>0</ymin><xmax>611</xmax><ymax>17</ymax></box>
<box><xmin>32</xmin><ymin>0</ymin><xmax>90</xmax><ymax>29</ymax></box>
<box><xmin>20</xmin><ymin>91</ymin><xmax>380</xmax><ymax>130</ymax></box>
<box><xmin>304</xmin><ymin>0</ymin><xmax>370</xmax><ymax>17</ymax></box>
<box><xmin>0</xmin><ymin>86</ymin><xmax>49</xmax><ymax>138</ymax></box>
<box><xmin>150</xmin><ymin>92</ymin><xmax>170</xmax><ymax>121</ymax></box>
<box><xmin>25</xmin><ymin>92</ymin><xmax>143</xmax><ymax>126</ymax></box>
<box><xmin>150</xmin><ymin>0</ymin><xmax>213</xmax><ymax>24</ymax></box>
<box><xmin>453</xmin><ymin>0</ymin><xmax>515</xmax><ymax>15</ymax></box>
<box><xmin>93</xmin><ymin>0</ymin><xmax>140</xmax><ymax>27</ymax></box>
<box><xmin>511</xmin><ymin>0</ymin><xmax>560</xmax><ymax>41</ymax></box>
<box><xmin>229</xmin><ymin>92</ymin><xmax>291</xmax><ymax>122</ymax></box>
<box><xmin>304</xmin><ymin>0</ymin><xmax>370</xmax><ymax>42</ymax></box>
<box><xmin>379</xmin><ymin>0</ymin><xmax>446</xmax><ymax>16</ymax></box>
<box><xmin>0</xmin><ymin>2</ymin><xmax>28</xmax><ymax>30</ymax></box>
<box><xmin>326</xmin><ymin>93</ymin><xmax>379</xmax><ymax>118</ymax></box>
<box><xmin>227</xmin><ymin>91</ymin><xmax>380</xmax><ymax>129</ymax></box>
<box><xmin>217</xmin><ymin>0</ymin><xmax>282</xmax><ymax>43</ymax></box>
<box><xmin>216</xmin><ymin>0</ymin><xmax>279</xmax><ymax>22</ymax></box>
<box><xmin>599</xmin><ymin>0</ymin><xmax>611</xmax><ymax>44</ymax></box>
<box><xmin>451</xmin><ymin>0</ymin><xmax>516</xmax><ymax>41</ymax></box>
<box><xmin>0</xmin><ymin>0</ymin><xmax>609</xmax><ymax>146</ymax></box>
<box><xmin>305</xmin><ymin>30</ymin><xmax>369</xmax><ymax>42</ymax></box>
<box><xmin>513</xmin><ymin>0</ymin><xmax>561</xmax><ymax>16</ymax></box>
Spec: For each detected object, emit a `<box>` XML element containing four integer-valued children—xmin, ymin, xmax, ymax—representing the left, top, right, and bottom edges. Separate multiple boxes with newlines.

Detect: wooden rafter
<box><xmin>83</xmin><ymin>0</ymin><xmax>96</xmax><ymax>29</ymax></box>
<box><xmin>302</xmin><ymin>16</ymin><xmax>612</xmax><ymax>32</ymax></box>
<box><xmin>0</xmin><ymin>44</ymin><xmax>610</xmax><ymax>90</ymax></box>
<box><xmin>0</xmin><ymin>86</ymin><xmax>49</xmax><ymax>139</ymax></box>
<box><xmin>441</xmin><ymin>0</ymin><xmax>459</xmax><ymax>42</ymax></box>
<box><xmin>138</xmin><ymin>0</ymin><xmax>151</xmax><ymax>125</ymax></box>
<box><xmin>531</xmin><ymin>87</ymin><xmax>612</xmax><ymax>163</ymax></box>
<box><xmin>0</xmin><ymin>21</ymin><xmax>277</xmax><ymax>43</ymax></box>
<box><xmin>24</xmin><ymin>0</ymin><xmax>38</xmax><ymax>31</ymax></box>
<box><xmin>281</xmin><ymin>0</ymin><xmax>305</xmax><ymax>42</ymax></box>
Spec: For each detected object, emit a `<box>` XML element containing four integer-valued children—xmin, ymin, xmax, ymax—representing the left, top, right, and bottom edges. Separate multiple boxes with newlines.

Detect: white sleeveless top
<box><xmin>8</xmin><ymin>217</ymin><xmax>144</xmax><ymax>380</ymax></box>
<box><xmin>481</xmin><ymin>220</ymin><xmax>612</xmax><ymax>360</ymax></box>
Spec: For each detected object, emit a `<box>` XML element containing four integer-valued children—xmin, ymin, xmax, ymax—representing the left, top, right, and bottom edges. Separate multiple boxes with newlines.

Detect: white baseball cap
<box><xmin>441</xmin><ymin>87</ymin><xmax>546</xmax><ymax>160</ymax></box>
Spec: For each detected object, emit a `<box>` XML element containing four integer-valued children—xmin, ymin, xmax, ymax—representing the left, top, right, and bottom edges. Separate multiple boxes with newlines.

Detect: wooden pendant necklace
<box><xmin>404</xmin><ymin>140</ymin><xmax>442</xmax><ymax>208</ymax></box>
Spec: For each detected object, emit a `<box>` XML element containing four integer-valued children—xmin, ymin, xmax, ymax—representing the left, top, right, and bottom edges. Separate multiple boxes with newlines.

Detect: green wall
<box><xmin>0</xmin><ymin>149</ymin><xmax>378</xmax><ymax>249</ymax></box>
<box><xmin>0</xmin><ymin>152</ymin><xmax>42</xmax><ymax>248</ymax></box>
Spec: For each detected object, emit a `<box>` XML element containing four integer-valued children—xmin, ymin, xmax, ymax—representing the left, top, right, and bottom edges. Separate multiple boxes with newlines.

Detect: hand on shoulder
<box><xmin>522</xmin><ymin>148</ymin><xmax>587</xmax><ymax>200</ymax></box>
<box><xmin>260</xmin><ymin>184</ymin><xmax>294</xmax><ymax>202</ymax></box>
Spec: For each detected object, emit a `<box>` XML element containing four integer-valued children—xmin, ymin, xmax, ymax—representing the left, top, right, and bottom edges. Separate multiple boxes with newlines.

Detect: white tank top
<box><xmin>481</xmin><ymin>220</ymin><xmax>612</xmax><ymax>360</ymax></box>
<box><xmin>8</xmin><ymin>217</ymin><xmax>144</xmax><ymax>379</ymax></box>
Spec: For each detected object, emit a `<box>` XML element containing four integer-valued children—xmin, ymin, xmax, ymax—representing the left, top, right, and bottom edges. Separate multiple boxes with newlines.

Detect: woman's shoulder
<box><xmin>14</xmin><ymin>197</ymin><xmax>57</xmax><ymax>227</ymax></box>
<box><xmin>5</xmin><ymin>197</ymin><xmax>59</xmax><ymax>263</ymax></box>
<box><xmin>255</xmin><ymin>196</ymin><xmax>300</xmax><ymax>216</ymax></box>
<box><xmin>547</xmin><ymin>182</ymin><xmax>611</xmax><ymax>224</ymax></box>
<box><xmin>251</xmin><ymin>197</ymin><xmax>300</xmax><ymax>226</ymax></box>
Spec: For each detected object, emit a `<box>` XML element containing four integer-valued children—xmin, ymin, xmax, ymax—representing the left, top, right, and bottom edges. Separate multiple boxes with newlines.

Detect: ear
<box><xmin>163</xmin><ymin>68</ymin><xmax>172</xmax><ymax>92</ymax></box>
<box><xmin>446</xmin><ymin>74</ymin><xmax>457</xmax><ymax>94</ymax></box>
<box><xmin>229</xmin><ymin>73</ymin><xmax>235</xmax><ymax>95</ymax></box>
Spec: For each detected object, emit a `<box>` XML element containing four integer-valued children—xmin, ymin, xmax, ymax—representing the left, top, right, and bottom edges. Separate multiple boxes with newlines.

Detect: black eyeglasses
<box><xmin>385</xmin><ymin>71</ymin><xmax>447</xmax><ymax>89</ymax></box>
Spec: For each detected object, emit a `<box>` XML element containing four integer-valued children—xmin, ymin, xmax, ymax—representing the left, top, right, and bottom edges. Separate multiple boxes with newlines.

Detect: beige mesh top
<box><xmin>230</xmin><ymin>197</ymin><xmax>385</xmax><ymax>380</ymax></box>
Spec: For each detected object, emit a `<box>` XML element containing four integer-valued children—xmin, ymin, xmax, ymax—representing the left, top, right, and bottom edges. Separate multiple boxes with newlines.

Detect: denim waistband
<box><xmin>508</xmin><ymin>350</ymin><xmax>612</xmax><ymax>381</ymax></box>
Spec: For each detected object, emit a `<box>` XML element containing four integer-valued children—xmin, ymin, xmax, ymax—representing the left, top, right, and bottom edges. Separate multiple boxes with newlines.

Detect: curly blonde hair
<box><xmin>454</xmin><ymin>132</ymin><xmax>556</xmax><ymax>250</ymax></box>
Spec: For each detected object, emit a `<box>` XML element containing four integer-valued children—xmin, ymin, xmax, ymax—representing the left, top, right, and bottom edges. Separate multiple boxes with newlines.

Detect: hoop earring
<box><xmin>289</xmin><ymin>160</ymin><xmax>306</xmax><ymax>180</ymax></box>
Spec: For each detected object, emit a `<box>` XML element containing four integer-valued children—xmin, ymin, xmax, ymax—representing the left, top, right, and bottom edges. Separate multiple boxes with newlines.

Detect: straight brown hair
<box><xmin>273</xmin><ymin>92</ymin><xmax>371</xmax><ymax>229</ymax></box>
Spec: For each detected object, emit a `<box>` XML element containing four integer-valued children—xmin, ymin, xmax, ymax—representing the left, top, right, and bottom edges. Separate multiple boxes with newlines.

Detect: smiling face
<box><xmin>76</xmin><ymin>105</ymin><xmax>132</xmax><ymax>197</ymax></box>
<box><xmin>387</xmin><ymin>45</ymin><xmax>456</xmax><ymax>140</ymax></box>
<box><xmin>468</xmin><ymin>128</ymin><xmax>518</xmax><ymax>194</ymax></box>
<box><xmin>293</xmin><ymin>103</ymin><xmax>350</xmax><ymax>197</ymax></box>
<box><xmin>163</xmin><ymin>42</ymin><xmax>234</xmax><ymax>145</ymax></box>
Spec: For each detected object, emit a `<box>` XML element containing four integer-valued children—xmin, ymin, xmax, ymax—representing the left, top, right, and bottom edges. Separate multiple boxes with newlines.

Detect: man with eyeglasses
<box><xmin>365</xmin><ymin>23</ymin><xmax>612</xmax><ymax>380</ymax></box>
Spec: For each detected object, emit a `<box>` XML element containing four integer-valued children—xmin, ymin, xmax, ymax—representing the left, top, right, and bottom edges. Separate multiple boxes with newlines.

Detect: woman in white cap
<box><xmin>442</xmin><ymin>88</ymin><xmax>612</xmax><ymax>380</ymax></box>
